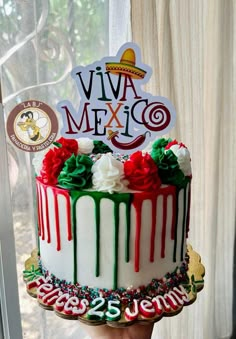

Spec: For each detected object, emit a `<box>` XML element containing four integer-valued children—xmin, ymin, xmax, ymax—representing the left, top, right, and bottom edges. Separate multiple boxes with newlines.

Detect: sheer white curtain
<box><xmin>109</xmin><ymin>0</ymin><xmax>131</xmax><ymax>55</ymax></box>
<box><xmin>130</xmin><ymin>1</ymin><xmax>236</xmax><ymax>339</ymax></box>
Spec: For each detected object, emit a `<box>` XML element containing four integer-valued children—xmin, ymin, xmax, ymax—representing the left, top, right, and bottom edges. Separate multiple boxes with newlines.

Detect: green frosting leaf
<box><xmin>151</xmin><ymin>138</ymin><xmax>187</xmax><ymax>188</ymax></box>
<box><xmin>58</xmin><ymin>154</ymin><xmax>93</xmax><ymax>189</ymax></box>
<box><xmin>93</xmin><ymin>140</ymin><xmax>113</xmax><ymax>154</ymax></box>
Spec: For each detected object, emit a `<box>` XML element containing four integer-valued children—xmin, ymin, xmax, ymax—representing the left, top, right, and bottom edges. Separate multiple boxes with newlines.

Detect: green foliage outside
<box><xmin>49</xmin><ymin>0</ymin><xmax>109</xmax><ymax>64</ymax></box>
<box><xmin>0</xmin><ymin>0</ymin><xmax>109</xmax><ymax>101</ymax></box>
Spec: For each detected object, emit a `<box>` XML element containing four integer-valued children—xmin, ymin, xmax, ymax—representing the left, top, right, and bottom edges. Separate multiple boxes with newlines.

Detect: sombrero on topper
<box><xmin>106</xmin><ymin>48</ymin><xmax>146</xmax><ymax>79</ymax></box>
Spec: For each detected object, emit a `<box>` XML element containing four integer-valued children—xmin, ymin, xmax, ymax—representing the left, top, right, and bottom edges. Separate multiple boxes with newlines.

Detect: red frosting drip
<box><xmin>150</xmin><ymin>196</ymin><xmax>158</xmax><ymax>262</ymax></box>
<box><xmin>170</xmin><ymin>186</ymin><xmax>177</xmax><ymax>239</ymax></box>
<box><xmin>36</xmin><ymin>178</ymin><xmax>72</xmax><ymax>250</ymax></box>
<box><xmin>42</xmin><ymin>185</ymin><xmax>51</xmax><ymax>243</ymax></box>
<box><xmin>132</xmin><ymin>186</ymin><xmax>177</xmax><ymax>272</ymax></box>
<box><xmin>37</xmin><ymin>183</ymin><xmax>45</xmax><ymax>240</ymax></box>
<box><xmin>161</xmin><ymin>196</ymin><xmax>167</xmax><ymax>258</ymax></box>
<box><xmin>133</xmin><ymin>196</ymin><xmax>142</xmax><ymax>272</ymax></box>
<box><xmin>54</xmin><ymin>193</ymin><xmax>61</xmax><ymax>251</ymax></box>
<box><xmin>52</xmin><ymin>187</ymin><xmax>72</xmax><ymax>244</ymax></box>
<box><xmin>54</xmin><ymin>188</ymin><xmax>72</xmax><ymax>242</ymax></box>
<box><xmin>132</xmin><ymin>191</ymin><xmax>159</xmax><ymax>272</ymax></box>
<box><xmin>65</xmin><ymin>193</ymin><xmax>72</xmax><ymax>241</ymax></box>
<box><xmin>36</xmin><ymin>182</ymin><xmax>42</xmax><ymax>237</ymax></box>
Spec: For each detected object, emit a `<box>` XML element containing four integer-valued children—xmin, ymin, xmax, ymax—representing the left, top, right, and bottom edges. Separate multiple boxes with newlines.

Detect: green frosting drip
<box><xmin>58</xmin><ymin>154</ymin><xmax>93</xmax><ymax>189</ymax></box>
<box><xmin>181</xmin><ymin>186</ymin><xmax>187</xmax><ymax>261</ymax></box>
<box><xmin>113</xmin><ymin>202</ymin><xmax>119</xmax><ymax>290</ymax></box>
<box><xmin>94</xmin><ymin>198</ymin><xmax>100</xmax><ymax>277</ymax></box>
<box><xmin>71</xmin><ymin>193</ymin><xmax>78</xmax><ymax>283</ymax></box>
<box><xmin>173</xmin><ymin>188</ymin><xmax>180</xmax><ymax>263</ymax></box>
<box><xmin>92</xmin><ymin>140</ymin><xmax>113</xmax><ymax>154</ymax></box>
<box><xmin>70</xmin><ymin>190</ymin><xmax>132</xmax><ymax>287</ymax></box>
<box><xmin>125</xmin><ymin>206</ymin><xmax>131</xmax><ymax>263</ymax></box>
<box><xmin>151</xmin><ymin>138</ymin><xmax>188</xmax><ymax>188</ymax></box>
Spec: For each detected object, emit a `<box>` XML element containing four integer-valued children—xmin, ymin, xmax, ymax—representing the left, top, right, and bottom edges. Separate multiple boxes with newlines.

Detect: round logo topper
<box><xmin>7</xmin><ymin>100</ymin><xmax>58</xmax><ymax>152</ymax></box>
<box><xmin>58</xmin><ymin>42</ymin><xmax>176</xmax><ymax>154</ymax></box>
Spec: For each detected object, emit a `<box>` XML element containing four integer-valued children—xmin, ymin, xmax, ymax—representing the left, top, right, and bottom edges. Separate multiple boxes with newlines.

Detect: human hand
<box><xmin>81</xmin><ymin>322</ymin><xmax>154</xmax><ymax>339</ymax></box>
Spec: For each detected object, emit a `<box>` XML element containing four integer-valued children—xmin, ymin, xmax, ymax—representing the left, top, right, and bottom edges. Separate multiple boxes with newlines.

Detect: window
<box><xmin>0</xmin><ymin>1</ymin><xmax>130</xmax><ymax>337</ymax></box>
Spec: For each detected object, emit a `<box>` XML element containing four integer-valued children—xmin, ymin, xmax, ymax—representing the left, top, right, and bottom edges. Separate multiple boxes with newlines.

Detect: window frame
<box><xmin>0</xmin><ymin>79</ymin><xmax>22</xmax><ymax>339</ymax></box>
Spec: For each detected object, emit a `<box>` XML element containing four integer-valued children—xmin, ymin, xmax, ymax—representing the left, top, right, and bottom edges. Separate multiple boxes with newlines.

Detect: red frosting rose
<box><xmin>56</xmin><ymin>137</ymin><xmax>79</xmax><ymax>154</ymax></box>
<box><xmin>40</xmin><ymin>148</ymin><xmax>72</xmax><ymax>185</ymax></box>
<box><xmin>40</xmin><ymin>138</ymin><xmax>79</xmax><ymax>185</ymax></box>
<box><xmin>124</xmin><ymin>151</ymin><xmax>161</xmax><ymax>191</ymax></box>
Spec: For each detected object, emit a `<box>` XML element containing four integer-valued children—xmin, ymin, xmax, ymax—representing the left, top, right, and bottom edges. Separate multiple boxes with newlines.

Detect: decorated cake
<box><xmin>25</xmin><ymin>136</ymin><xmax>193</xmax><ymax>322</ymax></box>
<box><xmin>22</xmin><ymin>43</ymin><xmax>204</xmax><ymax>325</ymax></box>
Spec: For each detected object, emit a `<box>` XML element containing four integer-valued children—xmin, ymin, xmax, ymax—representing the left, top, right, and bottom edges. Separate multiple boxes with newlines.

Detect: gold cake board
<box><xmin>23</xmin><ymin>245</ymin><xmax>205</xmax><ymax>328</ymax></box>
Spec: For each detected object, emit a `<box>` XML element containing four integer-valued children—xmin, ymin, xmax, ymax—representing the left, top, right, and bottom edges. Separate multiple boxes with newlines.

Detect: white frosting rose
<box><xmin>32</xmin><ymin>148</ymin><xmax>49</xmax><ymax>175</ymax></box>
<box><xmin>92</xmin><ymin>153</ymin><xmax>125</xmax><ymax>193</ymax></box>
<box><xmin>77</xmin><ymin>138</ymin><xmax>94</xmax><ymax>154</ymax></box>
<box><xmin>168</xmin><ymin>144</ymin><xmax>192</xmax><ymax>176</ymax></box>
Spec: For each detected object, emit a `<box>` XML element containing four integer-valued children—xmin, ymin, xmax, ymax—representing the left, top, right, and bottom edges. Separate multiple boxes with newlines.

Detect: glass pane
<box><xmin>1</xmin><ymin>0</ymin><xmax>109</xmax><ymax>337</ymax></box>
<box><xmin>0</xmin><ymin>305</ymin><xmax>3</xmax><ymax>338</ymax></box>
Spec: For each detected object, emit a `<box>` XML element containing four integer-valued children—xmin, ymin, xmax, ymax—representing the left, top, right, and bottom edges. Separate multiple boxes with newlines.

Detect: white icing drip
<box><xmin>91</xmin><ymin>153</ymin><xmax>125</xmax><ymax>193</ymax></box>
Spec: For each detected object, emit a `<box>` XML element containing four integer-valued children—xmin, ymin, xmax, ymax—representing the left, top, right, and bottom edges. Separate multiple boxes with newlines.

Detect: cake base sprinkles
<box><xmin>23</xmin><ymin>245</ymin><xmax>204</xmax><ymax>327</ymax></box>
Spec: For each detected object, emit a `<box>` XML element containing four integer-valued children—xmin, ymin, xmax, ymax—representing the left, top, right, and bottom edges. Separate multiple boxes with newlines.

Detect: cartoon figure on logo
<box><xmin>17</xmin><ymin>111</ymin><xmax>48</xmax><ymax>142</ymax></box>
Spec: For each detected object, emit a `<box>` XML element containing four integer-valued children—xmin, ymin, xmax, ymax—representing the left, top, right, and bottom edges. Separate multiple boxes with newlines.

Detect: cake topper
<box><xmin>58</xmin><ymin>43</ymin><xmax>176</xmax><ymax>153</ymax></box>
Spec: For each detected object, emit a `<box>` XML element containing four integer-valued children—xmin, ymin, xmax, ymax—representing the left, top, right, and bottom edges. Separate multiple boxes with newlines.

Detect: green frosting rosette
<box><xmin>58</xmin><ymin>154</ymin><xmax>93</xmax><ymax>189</ymax></box>
<box><xmin>92</xmin><ymin>140</ymin><xmax>113</xmax><ymax>154</ymax></box>
<box><xmin>151</xmin><ymin>138</ymin><xmax>188</xmax><ymax>188</ymax></box>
